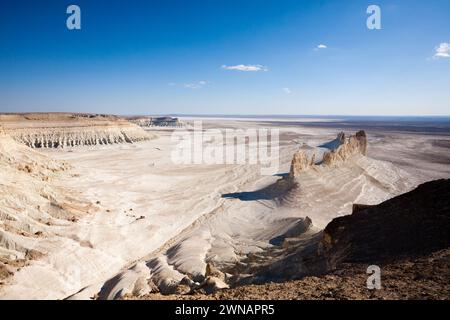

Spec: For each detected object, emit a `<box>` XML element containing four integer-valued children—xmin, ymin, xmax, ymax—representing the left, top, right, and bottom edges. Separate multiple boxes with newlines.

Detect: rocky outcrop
<box><xmin>289</xmin><ymin>152</ymin><xmax>316</xmax><ymax>177</ymax></box>
<box><xmin>0</xmin><ymin>113</ymin><xmax>154</xmax><ymax>149</ymax></box>
<box><xmin>322</xmin><ymin>130</ymin><xmax>367</xmax><ymax>165</ymax></box>
<box><xmin>336</xmin><ymin>131</ymin><xmax>346</xmax><ymax>143</ymax></box>
<box><xmin>205</xmin><ymin>262</ymin><xmax>226</xmax><ymax>282</ymax></box>
<box><xmin>321</xmin><ymin>179</ymin><xmax>450</xmax><ymax>268</ymax></box>
<box><xmin>275</xmin><ymin>130</ymin><xmax>410</xmax><ymax>212</ymax></box>
<box><xmin>202</xmin><ymin>276</ymin><xmax>229</xmax><ymax>294</ymax></box>
<box><xmin>288</xmin><ymin>130</ymin><xmax>367</xmax><ymax>178</ymax></box>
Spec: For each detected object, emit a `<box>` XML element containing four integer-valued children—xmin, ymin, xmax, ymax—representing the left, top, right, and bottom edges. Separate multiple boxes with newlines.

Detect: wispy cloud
<box><xmin>434</xmin><ymin>43</ymin><xmax>450</xmax><ymax>59</ymax></box>
<box><xmin>170</xmin><ymin>81</ymin><xmax>208</xmax><ymax>89</ymax></box>
<box><xmin>184</xmin><ymin>80</ymin><xmax>207</xmax><ymax>89</ymax></box>
<box><xmin>221</xmin><ymin>64</ymin><xmax>268</xmax><ymax>72</ymax></box>
<box><xmin>314</xmin><ymin>44</ymin><xmax>328</xmax><ymax>51</ymax></box>
<box><xmin>282</xmin><ymin>87</ymin><xmax>291</xmax><ymax>94</ymax></box>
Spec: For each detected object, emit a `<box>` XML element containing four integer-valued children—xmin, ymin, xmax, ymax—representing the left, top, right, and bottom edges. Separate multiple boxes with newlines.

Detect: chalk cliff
<box><xmin>0</xmin><ymin>113</ymin><xmax>154</xmax><ymax>148</ymax></box>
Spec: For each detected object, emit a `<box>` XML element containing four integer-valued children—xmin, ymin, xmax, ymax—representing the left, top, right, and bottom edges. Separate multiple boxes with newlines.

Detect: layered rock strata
<box><xmin>0</xmin><ymin>113</ymin><xmax>154</xmax><ymax>148</ymax></box>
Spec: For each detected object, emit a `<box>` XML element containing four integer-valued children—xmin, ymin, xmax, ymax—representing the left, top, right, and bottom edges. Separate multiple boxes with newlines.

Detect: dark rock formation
<box><xmin>355</xmin><ymin>130</ymin><xmax>367</xmax><ymax>155</ymax></box>
<box><xmin>321</xmin><ymin>179</ymin><xmax>450</xmax><ymax>268</ymax></box>
<box><xmin>351</xmin><ymin>203</ymin><xmax>375</xmax><ymax>214</ymax></box>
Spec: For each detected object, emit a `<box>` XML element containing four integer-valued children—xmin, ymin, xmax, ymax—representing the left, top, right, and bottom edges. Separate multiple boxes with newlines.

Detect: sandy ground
<box><xmin>0</xmin><ymin>119</ymin><xmax>449</xmax><ymax>299</ymax></box>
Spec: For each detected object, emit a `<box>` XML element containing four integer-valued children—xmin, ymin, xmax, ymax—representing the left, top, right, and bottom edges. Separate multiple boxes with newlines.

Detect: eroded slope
<box><xmin>0</xmin><ymin>128</ymin><xmax>95</xmax><ymax>283</ymax></box>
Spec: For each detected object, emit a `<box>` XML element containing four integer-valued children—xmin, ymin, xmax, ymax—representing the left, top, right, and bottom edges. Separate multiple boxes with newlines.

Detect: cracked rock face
<box><xmin>0</xmin><ymin>113</ymin><xmax>155</xmax><ymax>149</ymax></box>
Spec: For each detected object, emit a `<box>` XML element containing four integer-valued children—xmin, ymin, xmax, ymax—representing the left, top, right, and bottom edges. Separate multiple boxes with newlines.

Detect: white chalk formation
<box><xmin>0</xmin><ymin>113</ymin><xmax>154</xmax><ymax>149</ymax></box>
<box><xmin>10</xmin><ymin>126</ymin><xmax>151</xmax><ymax>148</ymax></box>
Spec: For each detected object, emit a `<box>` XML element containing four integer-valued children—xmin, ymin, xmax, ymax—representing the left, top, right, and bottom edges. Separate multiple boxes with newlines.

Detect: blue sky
<box><xmin>0</xmin><ymin>0</ymin><xmax>449</xmax><ymax>115</ymax></box>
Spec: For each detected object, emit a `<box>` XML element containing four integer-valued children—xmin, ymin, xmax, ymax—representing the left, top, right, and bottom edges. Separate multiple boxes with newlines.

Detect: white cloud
<box><xmin>434</xmin><ymin>43</ymin><xmax>450</xmax><ymax>59</ymax></box>
<box><xmin>183</xmin><ymin>81</ymin><xmax>208</xmax><ymax>89</ymax></box>
<box><xmin>221</xmin><ymin>64</ymin><xmax>268</xmax><ymax>72</ymax></box>
<box><xmin>317</xmin><ymin>44</ymin><xmax>327</xmax><ymax>49</ymax></box>
<box><xmin>282</xmin><ymin>87</ymin><xmax>291</xmax><ymax>94</ymax></box>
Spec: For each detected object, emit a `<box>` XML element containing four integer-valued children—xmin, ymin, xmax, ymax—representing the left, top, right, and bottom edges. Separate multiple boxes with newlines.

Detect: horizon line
<box><xmin>1</xmin><ymin>112</ymin><xmax>450</xmax><ymax>118</ymax></box>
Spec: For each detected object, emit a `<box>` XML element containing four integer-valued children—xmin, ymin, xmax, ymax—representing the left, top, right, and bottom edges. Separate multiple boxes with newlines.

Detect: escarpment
<box><xmin>0</xmin><ymin>113</ymin><xmax>154</xmax><ymax>149</ymax></box>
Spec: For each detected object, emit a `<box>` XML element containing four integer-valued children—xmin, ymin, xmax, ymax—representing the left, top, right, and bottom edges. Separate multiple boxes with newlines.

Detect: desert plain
<box><xmin>0</xmin><ymin>113</ymin><xmax>449</xmax><ymax>300</ymax></box>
